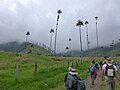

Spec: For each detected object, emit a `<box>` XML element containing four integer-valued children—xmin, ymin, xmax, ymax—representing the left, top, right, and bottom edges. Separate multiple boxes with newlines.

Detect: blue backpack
<box><xmin>65</xmin><ymin>73</ymin><xmax>72</xmax><ymax>87</ymax></box>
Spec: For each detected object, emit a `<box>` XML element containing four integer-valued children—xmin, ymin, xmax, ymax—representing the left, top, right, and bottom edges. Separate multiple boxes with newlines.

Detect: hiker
<box><xmin>95</xmin><ymin>62</ymin><xmax>99</xmax><ymax>71</ymax></box>
<box><xmin>88</xmin><ymin>61</ymin><xmax>97</xmax><ymax>86</ymax></box>
<box><xmin>101</xmin><ymin>57</ymin><xmax>117</xmax><ymax>90</ymax></box>
<box><xmin>114</xmin><ymin>60</ymin><xmax>120</xmax><ymax>70</ymax></box>
<box><xmin>68</xmin><ymin>68</ymin><xmax>78</xmax><ymax>90</ymax></box>
<box><xmin>65</xmin><ymin>68</ymin><xmax>86</xmax><ymax>90</ymax></box>
<box><xmin>99</xmin><ymin>56</ymin><xmax>107</xmax><ymax>70</ymax></box>
<box><xmin>99</xmin><ymin>61</ymin><xmax>103</xmax><ymax>70</ymax></box>
<box><xmin>64</xmin><ymin>67</ymin><xmax>73</xmax><ymax>90</ymax></box>
<box><xmin>68</xmin><ymin>68</ymin><xmax>86</xmax><ymax>90</ymax></box>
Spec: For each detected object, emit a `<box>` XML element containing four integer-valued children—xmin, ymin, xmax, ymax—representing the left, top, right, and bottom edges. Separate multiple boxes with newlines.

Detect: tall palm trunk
<box><xmin>95</xmin><ymin>17</ymin><xmax>99</xmax><ymax>57</ymax></box>
<box><xmin>76</xmin><ymin>20</ymin><xmax>83</xmax><ymax>58</ymax></box>
<box><xmin>95</xmin><ymin>17</ymin><xmax>99</xmax><ymax>48</ymax></box>
<box><xmin>69</xmin><ymin>38</ymin><xmax>72</xmax><ymax>56</ymax></box>
<box><xmin>85</xmin><ymin>24</ymin><xmax>89</xmax><ymax>50</ymax></box>
<box><xmin>54</xmin><ymin>19</ymin><xmax>59</xmax><ymax>55</ymax></box>
<box><xmin>50</xmin><ymin>32</ymin><xmax>52</xmax><ymax>53</ymax></box>
<box><xmin>69</xmin><ymin>40</ymin><xmax>71</xmax><ymax>56</ymax></box>
<box><xmin>79</xmin><ymin>26</ymin><xmax>83</xmax><ymax>57</ymax></box>
<box><xmin>54</xmin><ymin>10</ymin><xmax>62</xmax><ymax>56</ymax></box>
<box><xmin>50</xmin><ymin>29</ymin><xmax>54</xmax><ymax>54</ymax></box>
<box><xmin>26</xmin><ymin>32</ymin><xmax>30</xmax><ymax>42</ymax></box>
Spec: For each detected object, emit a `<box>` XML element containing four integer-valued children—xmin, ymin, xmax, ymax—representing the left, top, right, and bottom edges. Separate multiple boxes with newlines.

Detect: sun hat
<box><xmin>69</xmin><ymin>68</ymin><xmax>78</xmax><ymax>75</ymax></box>
<box><xmin>105</xmin><ymin>57</ymin><xmax>114</xmax><ymax>63</ymax></box>
<box><xmin>68</xmin><ymin>66</ymin><xmax>72</xmax><ymax>71</ymax></box>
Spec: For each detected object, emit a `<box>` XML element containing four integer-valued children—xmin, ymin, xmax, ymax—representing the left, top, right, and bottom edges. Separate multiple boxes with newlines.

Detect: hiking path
<box><xmin>84</xmin><ymin>69</ymin><xmax>102</xmax><ymax>90</ymax></box>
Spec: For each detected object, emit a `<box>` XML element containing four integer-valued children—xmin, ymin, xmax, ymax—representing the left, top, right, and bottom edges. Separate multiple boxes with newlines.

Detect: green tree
<box><xmin>26</xmin><ymin>31</ymin><xmax>30</xmax><ymax>42</ymax></box>
<box><xmin>85</xmin><ymin>21</ymin><xmax>90</xmax><ymax>51</ymax></box>
<box><xmin>76</xmin><ymin>20</ymin><xmax>84</xmax><ymax>57</ymax></box>
<box><xmin>54</xmin><ymin>10</ymin><xmax>62</xmax><ymax>55</ymax></box>
<box><xmin>50</xmin><ymin>29</ymin><xmax>54</xmax><ymax>54</ymax></box>
<box><xmin>69</xmin><ymin>38</ymin><xmax>72</xmax><ymax>56</ymax></box>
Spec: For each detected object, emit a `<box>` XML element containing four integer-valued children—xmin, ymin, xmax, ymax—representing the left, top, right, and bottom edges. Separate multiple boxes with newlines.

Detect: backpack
<box><xmin>93</xmin><ymin>71</ymin><xmax>97</xmax><ymax>79</ymax></box>
<box><xmin>95</xmin><ymin>63</ymin><xmax>99</xmax><ymax>70</ymax></box>
<box><xmin>105</xmin><ymin>64</ymin><xmax>115</xmax><ymax>78</ymax></box>
<box><xmin>90</xmin><ymin>66</ymin><xmax>94</xmax><ymax>73</ymax></box>
<box><xmin>65</xmin><ymin>73</ymin><xmax>72</xmax><ymax>87</ymax></box>
<box><xmin>74</xmin><ymin>76</ymin><xmax>86</xmax><ymax>90</ymax></box>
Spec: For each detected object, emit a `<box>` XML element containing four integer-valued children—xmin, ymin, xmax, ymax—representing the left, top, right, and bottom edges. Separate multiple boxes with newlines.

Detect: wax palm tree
<box><xmin>50</xmin><ymin>29</ymin><xmax>54</xmax><ymax>53</ymax></box>
<box><xmin>26</xmin><ymin>31</ymin><xmax>30</xmax><ymax>42</ymax></box>
<box><xmin>85</xmin><ymin>21</ymin><xmax>90</xmax><ymax>51</ymax></box>
<box><xmin>69</xmin><ymin>38</ymin><xmax>72</xmax><ymax>56</ymax></box>
<box><xmin>95</xmin><ymin>16</ymin><xmax>99</xmax><ymax>56</ymax></box>
<box><xmin>65</xmin><ymin>46</ymin><xmax>69</xmax><ymax>56</ymax></box>
<box><xmin>95</xmin><ymin>16</ymin><xmax>99</xmax><ymax>48</ymax></box>
<box><xmin>66</xmin><ymin>46</ymin><xmax>69</xmax><ymax>50</ymax></box>
<box><xmin>112</xmin><ymin>40</ymin><xmax>114</xmax><ymax>45</ymax></box>
<box><xmin>110</xmin><ymin>44</ymin><xmax>113</xmax><ymax>47</ymax></box>
<box><xmin>76</xmin><ymin>20</ymin><xmax>84</xmax><ymax>57</ymax></box>
<box><xmin>54</xmin><ymin>9</ymin><xmax>62</xmax><ymax>55</ymax></box>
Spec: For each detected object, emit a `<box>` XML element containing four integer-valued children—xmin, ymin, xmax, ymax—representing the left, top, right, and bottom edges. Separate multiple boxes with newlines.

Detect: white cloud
<box><xmin>0</xmin><ymin>0</ymin><xmax>120</xmax><ymax>53</ymax></box>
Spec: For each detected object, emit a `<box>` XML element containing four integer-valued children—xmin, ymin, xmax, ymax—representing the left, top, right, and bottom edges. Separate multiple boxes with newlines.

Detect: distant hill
<box><xmin>0</xmin><ymin>41</ymin><xmax>50</xmax><ymax>55</ymax></box>
<box><xmin>1</xmin><ymin>41</ymin><xmax>120</xmax><ymax>57</ymax></box>
<box><xmin>59</xmin><ymin>42</ymin><xmax>120</xmax><ymax>57</ymax></box>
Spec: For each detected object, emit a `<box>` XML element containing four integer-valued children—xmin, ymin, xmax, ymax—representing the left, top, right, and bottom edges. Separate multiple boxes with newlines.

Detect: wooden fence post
<box><xmin>16</xmin><ymin>63</ymin><xmax>18</xmax><ymax>81</ymax></box>
<box><xmin>68</xmin><ymin>61</ymin><xmax>69</xmax><ymax>67</ymax></box>
<box><xmin>72</xmin><ymin>60</ymin><xmax>73</xmax><ymax>67</ymax></box>
<box><xmin>47</xmin><ymin>64</ymin><xmax>49</xmax><ymax>73</ymax></box>
<box><xmin>62</xmin><ymin>61</ymin><xmax>64</xmax><ymax>70</ymax></box>
<box><xmin>76</xmin><ymin>60</ymin><xmax>79</xmax><ymax>66</ymax></box>
<box><xmin>34</xmin><ymin>61</ymin><xmax>37</xmax><ymax>75</ymax></box>
<box><xmin>55</xmin><ymin>63</ymin><xmax>58</xmax><ymax>70</ymax></box>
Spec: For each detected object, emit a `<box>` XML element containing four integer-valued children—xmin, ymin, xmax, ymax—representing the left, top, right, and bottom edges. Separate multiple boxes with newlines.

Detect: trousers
<box><xmin>106</xmin><ymin>77</ymin><xmax>115</xmax><ymax>90</ymax></box>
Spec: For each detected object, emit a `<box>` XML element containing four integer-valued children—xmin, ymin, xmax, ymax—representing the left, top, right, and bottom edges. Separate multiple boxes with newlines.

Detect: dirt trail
<box><xmin>84</xmin><ymin>70</ymin><xmax>102</xmax><ymax>90</ymax></box>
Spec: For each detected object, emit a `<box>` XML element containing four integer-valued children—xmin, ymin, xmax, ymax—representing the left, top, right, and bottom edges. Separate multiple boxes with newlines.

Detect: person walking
<box><xmin>65</xmin><ymin>68</ymin><xmax>86</xmax><ymax>90</ymax></box>
<box><xmin>64</xmin><ymin>67</ymin><xmax>73</xmax><ymax>90</ymax></box>
<box><xmin>64</xmin><ymin>68</ymin><xmax>78</xmax><ymax>90</ymax></box>
<box><xmin>88</xmin><ymin>61</ymin><xmax>97</xmax><ymax>86</ymax></box>
<box><xmin>68</xmin><ymin>68</ymin><xmax>79</xmax><ymax>90</ymax></box>
<box><xmin>101</xmin><ymin>57</ymin><xmax>117</xmax><ymax>90</ymax></box>
<box><xmin>114</xmin><ymin>60</ymin><xmax>120</xmax><ymax>70</ymax></box>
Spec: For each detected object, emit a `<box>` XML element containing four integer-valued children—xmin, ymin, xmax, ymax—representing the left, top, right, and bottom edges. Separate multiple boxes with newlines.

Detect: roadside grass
<box><xmin>0</xmin><ymin>52</ymin><xmax>92</xmax><ymax>90</ymax></box>
<box><xmin>100</xmin><ymin>78</ymin><xmax>120</xmax><ymax>90</ymax></box>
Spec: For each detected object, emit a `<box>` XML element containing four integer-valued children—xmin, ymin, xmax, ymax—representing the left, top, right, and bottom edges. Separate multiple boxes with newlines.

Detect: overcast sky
<box><xmin>0</xmin><ymin>0</ymin><xmax>120</xmax><ymax>53</ymax></box>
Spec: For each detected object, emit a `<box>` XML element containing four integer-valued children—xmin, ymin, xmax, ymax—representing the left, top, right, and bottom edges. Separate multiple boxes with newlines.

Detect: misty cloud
<box><xmin>0</xmin><ymin>0</ymin><xmax>120</xmax><ymax>53</ymax></box>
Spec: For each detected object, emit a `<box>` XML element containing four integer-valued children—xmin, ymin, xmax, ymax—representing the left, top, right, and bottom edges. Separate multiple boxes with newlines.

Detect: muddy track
<box><xmin>84</xmin><ymin>70</ymin><xmax>102</xmax><ymax>90</ymax></box>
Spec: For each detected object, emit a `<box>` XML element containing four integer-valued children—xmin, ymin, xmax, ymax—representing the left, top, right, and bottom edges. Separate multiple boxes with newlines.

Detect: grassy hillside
<box><xmin>0</xmin><ymin>41</ymin><xmax>50</xmax><ymax>55</ymax></box>
<box><xmin>1</xmin><ymin>41</ymin><xmax>120</xmax><ymax>57</ymax></box>
<box><xmin>62</xmin><ymin>42</ymin><xmax>120</xmax><ymax>57</ymax></box>
<box><xmin>0</xmin><ymin>52</ymin><xmax>120</xmax><ymax>90</ymax></box>
<box><xmin>0</xmin><ymin>52</ymin><xmax>90</xmax><ymax>90</ymax></box>
<box><xmin>19</xmin><ymin>42</ymin><xmax>50</xmax><ymax>55</ymax></box>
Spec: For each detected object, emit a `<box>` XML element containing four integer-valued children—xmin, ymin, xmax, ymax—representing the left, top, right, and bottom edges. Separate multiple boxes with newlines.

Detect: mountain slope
<box><xmin>0</xmin><ymin>41</ymin><xmax>50</xmax><ymax>55</ymax></box>
<box><xmin>60</xmin><ymin>42</ymin><xmax>120</xmax><ymax>57</ymax></box>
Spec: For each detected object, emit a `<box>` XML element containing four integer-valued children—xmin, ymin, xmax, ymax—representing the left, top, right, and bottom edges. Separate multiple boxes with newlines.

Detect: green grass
<box><xmin>0</xmin><ymin>52</ymin><xmax>91</xmax><ymax>90</ymax></box>
<box><xmin>1</xmin><ymin>52</ymin><xmax>120</xmax><ymax>90</ymax></box>
<box><xmin>100</xmin><ymin>79</ymin><xmax>120</xmax><ymax>90</ymax></box>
